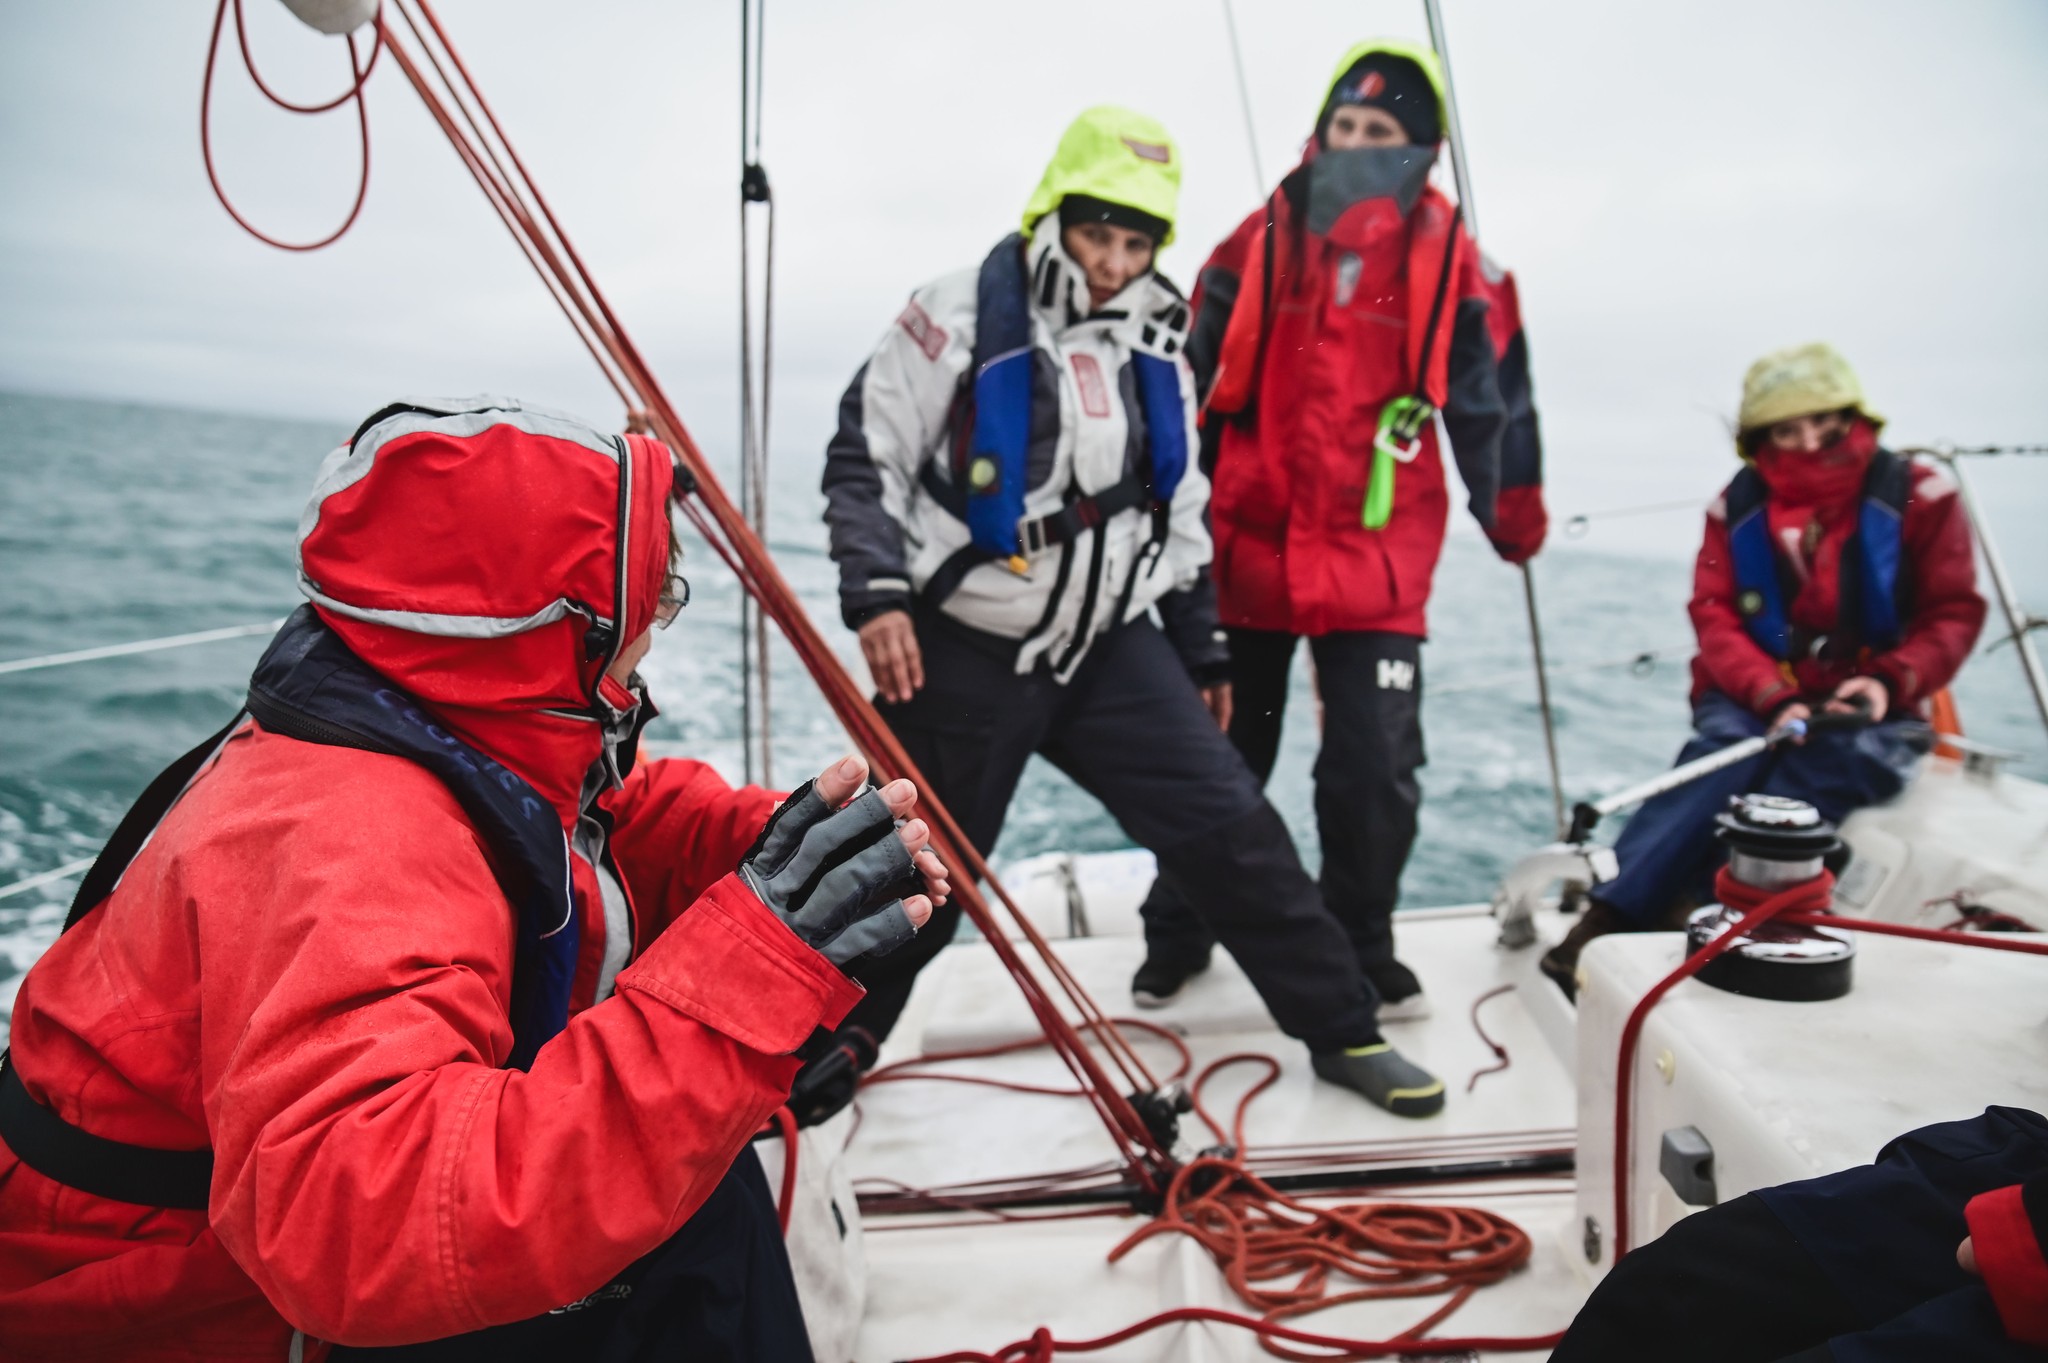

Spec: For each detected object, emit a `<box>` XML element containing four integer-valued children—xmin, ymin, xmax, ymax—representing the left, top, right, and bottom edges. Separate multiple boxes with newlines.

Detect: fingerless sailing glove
<box><xmin>740</xmin><ymin>781</ymin><xmax>920</xmax><ymax>968</ymax></box>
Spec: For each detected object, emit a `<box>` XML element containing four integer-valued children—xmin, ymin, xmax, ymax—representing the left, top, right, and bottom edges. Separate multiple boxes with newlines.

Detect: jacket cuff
<box><xmin>1489</xmin><ymin>486</ymin><xmax>1548</xmax><ymax>564</ymax></box>
<box><xmin>1752</xmin><ymin>679</ymin><xmax>1799</xmax><ymax>718</ymax></box>
<box><xmin>1969</xmin><ymin>1183</ymin><xmax>2048</xmax><ymax>1346</ymax></box>
<box><xmin>616</xmin><ymin>873</ymin><xmax>864</xmax><ymax>1056</ymax></box>
<box><xmin>842</xmin><ymin>592</ymin><xmax>914</xmax><ymax>631</ymax></box>
<box><xmin>1867</xmin><ymin>660</ymin><xmax>1918</xmax><ymax>711</ymax></box>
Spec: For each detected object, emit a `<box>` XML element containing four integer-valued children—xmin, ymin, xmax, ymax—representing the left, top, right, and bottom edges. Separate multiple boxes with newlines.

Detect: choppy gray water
<box><xmin>4</xmin><ymin>388</ymin><xmax>2044</xmax><ymax>1036</ymax></box>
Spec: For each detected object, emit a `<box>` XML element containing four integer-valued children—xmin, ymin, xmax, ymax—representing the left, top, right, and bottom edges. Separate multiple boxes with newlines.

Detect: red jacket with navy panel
<box><xmin>0</xmin><ymin>401</ymin><xmax>861</xmax><ymax>1359</ymax></box>
<box><xmin>1191</xmin><ymin>147</ymin><xmax>1547</xmax><ymax>638</ymax></box>
<box><xmin>1689</xmin><ymin>424</ymin><xmax>1986</xmax><ymax>717</ymax></box>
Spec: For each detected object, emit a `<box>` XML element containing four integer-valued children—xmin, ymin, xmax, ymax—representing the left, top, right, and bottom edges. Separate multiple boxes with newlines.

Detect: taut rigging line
<box><xmin>206</xmin><ymin>0</ymin><xmax>1180</xmax><ymax>1188</ymax></box>
<box><xmin>737</xmin><ymin>0</ymin><xmax>776</xmax><ymax>786</ymax></box>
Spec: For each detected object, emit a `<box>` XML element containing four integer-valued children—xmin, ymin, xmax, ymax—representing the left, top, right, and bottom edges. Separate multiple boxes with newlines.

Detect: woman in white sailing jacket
<box><xmin>818</xmin><ymin>106</ymin><xmax>1447</xmax><ymax>1118</ymax></box>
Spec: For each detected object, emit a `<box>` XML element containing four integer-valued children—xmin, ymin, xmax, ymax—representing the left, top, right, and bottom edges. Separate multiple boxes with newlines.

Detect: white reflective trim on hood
<box><xmin>296</xmin><ymin>403</ymin><xmax>623</xmax><ymax>555</ymax></box>
<box><xmin>297</xmin><ymin>574</ymin><xmax>615</xmax><ymax>638</ymax></box>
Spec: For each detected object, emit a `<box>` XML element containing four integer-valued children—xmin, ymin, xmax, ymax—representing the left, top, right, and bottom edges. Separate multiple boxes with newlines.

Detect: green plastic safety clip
<box><xmin>1363</xmin><ymin>395</ymin><xmax>1434</xmax><ymax>530</ymax></box>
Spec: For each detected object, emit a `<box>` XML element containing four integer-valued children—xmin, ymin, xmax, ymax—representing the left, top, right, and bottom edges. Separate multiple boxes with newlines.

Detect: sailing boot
<box><xmin>1367</xmin><ymin>958</ymin><xmax>1432</xmax><ymax>1022</ymax></box>
<box><xmin>1539</xmin><ymin>897</ymin><xmax>1693</xmax><ymax>1001</ymax></box>
<box><xmin>1312</xmin><ymin>1043</ymin><xmax>1445</xmax><ymax>1118</ymax></box>
<box><xmin>1131</xmin><ymin>950</ymin><xmax>1211</xmax><ymax>1009</ymax></box>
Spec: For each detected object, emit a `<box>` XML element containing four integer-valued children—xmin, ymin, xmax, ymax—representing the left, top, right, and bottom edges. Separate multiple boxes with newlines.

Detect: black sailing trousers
<box><xmin>1138</xmin><ymin>628</ymin><xmax>1425</xmax><ymax>998</ymax></box>
<box><xmin>839</xmin><ymin>612</ymin><xmax>1381</xmax><ymax>1054</ymax></box>
<box><xmin>330</xmin><ymin>1152</ymin><xmax>814</xmax><ymax>1361</ymax></box>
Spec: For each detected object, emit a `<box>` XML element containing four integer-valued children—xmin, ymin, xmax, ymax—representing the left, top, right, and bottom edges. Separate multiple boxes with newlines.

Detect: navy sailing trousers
<box><xmin>1552</xmin><ymin>1107</ymin><xmax>2048</xmax><ymax>1362</ymax></box>
<box><xmin>1598</xmin><ymin>690</ymin><xmax>1927</xmax><ymax>926</ymax></box>
<box><xmin>1137</xmin><ymin>628</ymin><xmax>1425</xmax><ymax>997</ymax></box>
<box><xmin>842</xmin><ymin>612</ymin><xmax>1381</xmax><ymax>1053</ymax></box>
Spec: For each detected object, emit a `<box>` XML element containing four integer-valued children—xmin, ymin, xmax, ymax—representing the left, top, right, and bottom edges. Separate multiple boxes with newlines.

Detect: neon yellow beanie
<box><xmin>1021</xmin><ymin>106</ymin><xmax>1181</xmax><ymax>247</ymax></box>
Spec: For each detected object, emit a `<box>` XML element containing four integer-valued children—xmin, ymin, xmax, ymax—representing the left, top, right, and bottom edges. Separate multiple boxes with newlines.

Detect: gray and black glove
<box><xmin>740</xmin><ymin>780</ymin><xmax>920</xmax><ymax>968</ymax></box>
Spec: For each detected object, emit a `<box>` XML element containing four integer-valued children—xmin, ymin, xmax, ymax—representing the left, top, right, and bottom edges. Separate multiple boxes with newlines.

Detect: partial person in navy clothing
<box><xmin>1541</xmin><ymin>343</ymin><xmax>1986</xmax><ymax>995</ymax></box>
<box><xmin>1552</xmin><ymin>1107</ymin><xmax>2048</xmax><ymax>1362</ymax></box>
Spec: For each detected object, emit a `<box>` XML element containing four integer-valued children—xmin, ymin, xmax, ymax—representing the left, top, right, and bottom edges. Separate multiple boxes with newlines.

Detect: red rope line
<box><xmin>906</xmin><ymin>1309</ymin><xmax>1563</xmax><ymax>1363</ymax></box>
<box><xmin>200</xmin><ymin>0</ymin><xmax>377</xmax><ymax>251</ymax></box>
<box><xmin>1779</xmin><ymin>909</ymin><xmax>2048</xmax><ymax>956</ymax></box>
<box><xmin>1464</xmin><ymin>984</ymin><xmax>1516</xmax><ymax>1093</ymax></box>
<box><xmin>770</xmin><ymin>1106</ymin><xmax>799</xmax><ymax>1235</ymax></box>
<box><xmin>1609</xmin><ymin>866</ymin><xmax>2045</xmax><ymax>1263</ymax></box>
<box><xmin>1610</xmin><ymin>867</ymin><xmax>1834</xmax><ymax>1261</ymax></box>
<box><xmin>363</xmin><ymin>0</ymin><xmax>1172</xmax><ymax>1182</ymax></box>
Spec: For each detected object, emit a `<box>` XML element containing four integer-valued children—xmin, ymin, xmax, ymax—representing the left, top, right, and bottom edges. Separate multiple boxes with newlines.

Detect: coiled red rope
<box><xmin>894</xmin><ymin>1050</ymin><xmax>1563</xmax><ymax>1361</ymax></box>
<box><xmin>200</xmin><ymin>0</ymin><xmax>381</xmax><ymax>250</ymax></box>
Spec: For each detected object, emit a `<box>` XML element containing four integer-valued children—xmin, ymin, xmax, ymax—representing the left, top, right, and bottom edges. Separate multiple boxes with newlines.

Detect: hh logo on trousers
<box><xmin>1376</xmin><ymin>658</ymin><xmax>1416</xmax><ymax>692</ymax></box>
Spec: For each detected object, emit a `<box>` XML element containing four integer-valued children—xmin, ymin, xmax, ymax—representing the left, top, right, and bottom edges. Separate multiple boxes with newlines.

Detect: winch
<box><xmin>1685</xmin><ymin>793</ymin><xmax>1856</xmax><ymax>1001</ymax></box>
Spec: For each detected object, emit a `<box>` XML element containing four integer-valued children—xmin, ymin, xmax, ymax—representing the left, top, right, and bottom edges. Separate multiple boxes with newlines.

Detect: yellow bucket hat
<box><xmin>1021</xmin><ymin>106</ymin><xmax>1182</xmax><ymax>247</ymax></box>
<box><xmin>1737</xmin><ymin>342</ymin><xmax>1884</xmax><ymax>452</ymax></box>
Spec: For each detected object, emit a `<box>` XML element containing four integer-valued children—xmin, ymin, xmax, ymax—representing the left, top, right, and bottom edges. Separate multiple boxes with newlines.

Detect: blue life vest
<box><xmin>1725</xmin><ymin>449</ymin><xmax>1910</xmax><ymax>661</ymax></box>
<box><xmin>959</xmin><ymin>233</ymin><xmax>1190</xmax><ymax>560</ymax></box>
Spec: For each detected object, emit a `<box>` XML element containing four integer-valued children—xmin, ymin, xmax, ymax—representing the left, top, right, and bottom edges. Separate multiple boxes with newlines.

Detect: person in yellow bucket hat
<box><xmin>1539</xmin><ymin>342</ymin><xmax>1987</xmax><ymax>995</ymax></box>
<box><xmin>814</xmin><ymin>106</ymin><xmax>1448</xmax><ymax>1118</ymax></box>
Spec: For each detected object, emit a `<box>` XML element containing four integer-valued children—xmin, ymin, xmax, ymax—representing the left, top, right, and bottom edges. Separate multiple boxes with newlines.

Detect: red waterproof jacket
<box><xmin>1194</xmin><ymin>148</ymin><xmax>1547</xmax><ymax>638</ymax></box>
<box><xmin>0</xmin><ymin>403</ymin><xmax>861</xmax><ymax>1360</ymax></box>
<box><xmin>1690</xmin><ymin>425</ymin><xmax>1986</xmax><ymax>716</ymax></box>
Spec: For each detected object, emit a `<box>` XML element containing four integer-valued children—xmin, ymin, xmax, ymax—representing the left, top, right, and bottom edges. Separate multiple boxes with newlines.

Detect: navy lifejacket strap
<box><xmin>246</xmin><ymin>609</ymin><xmax>577</xmax><ymax>1073</ymax></box>
<box><xmin>1726</xmin><ymin>466</ymin><xmax>1794</xmax><ymax>659</ymax></box>
<box><xmin>964</xmin><ymin>234</ymin><xmax>1036</xmax><ymax>559</ymax></box>
<box><xmin>0</xmin><ymin>1051</ymin><xmax>212</xmax><ymax>1211</ymax></box>
<box><xmin>64</xmin><ymin>715</ymin><xmax>245</xmax><ymax>932</ymax></box>
<box><xmin>1850</xmin><ymin>451</ymin><xmax>1909</xmax><ymax>651</ymax></box>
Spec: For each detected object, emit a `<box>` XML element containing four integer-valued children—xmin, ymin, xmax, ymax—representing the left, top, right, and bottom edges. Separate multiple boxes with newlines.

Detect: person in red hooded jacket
<box><xmin>1131</xmin><ymin>39</ymin><xmax>1548</xmax><ymax>1019</ymax></box>
<box><xmin>1539</xmin><ymin>343</ymin><xmax>1986</xmax><ymax>993</ymax></box>
<box><xmin>0</xmin><ymin>398</ymin><xmax>945</xmax><ymax>1361</ymax></box>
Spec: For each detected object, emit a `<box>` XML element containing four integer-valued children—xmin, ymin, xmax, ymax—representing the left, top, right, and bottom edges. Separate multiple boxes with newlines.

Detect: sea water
<box><xmin>4</xmin><ymin>388</ymin><xmax>2044</xmax><ymax>1037</ymax></box>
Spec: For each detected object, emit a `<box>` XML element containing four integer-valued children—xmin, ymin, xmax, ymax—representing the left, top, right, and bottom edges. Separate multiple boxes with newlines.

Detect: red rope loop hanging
<box><xmin>201</xmin><ymin>0</ymin><xmax>380</xmax><ymax>251</ymax></box>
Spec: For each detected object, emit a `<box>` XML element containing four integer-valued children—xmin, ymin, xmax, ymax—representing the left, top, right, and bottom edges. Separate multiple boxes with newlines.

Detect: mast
<box><xmin>1422</xmin><ymin>0</ymin><xmax>1568</xmax><ymax>836</ymax></box>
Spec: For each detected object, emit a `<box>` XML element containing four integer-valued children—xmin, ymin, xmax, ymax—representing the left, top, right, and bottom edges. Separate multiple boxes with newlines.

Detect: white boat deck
<box><xmin>847</xmin><ymin>887</ymin><xmax>1590</xmax><ymax>1361</ymax></box>
<box><xmin>834</xmin><ymin>760</ymin><xmax>2048</xmax><ymax>1360</ymax></box>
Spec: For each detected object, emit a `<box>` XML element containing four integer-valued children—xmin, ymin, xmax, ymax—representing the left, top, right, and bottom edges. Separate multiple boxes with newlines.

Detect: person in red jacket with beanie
<box><xmin>0</xmin><ymin>398</ymin><xmax>944</xmax><ymax>1361</ymax></box>
<box><xmin>1132</xmin><ymin>39</ymin><xmax>1548</xmax><ymax>1019</ymax></box>
<box><xmin>1540</xmin><ymin>343</ymin><xmax>1986</xmax><ymax>993</ymax></box>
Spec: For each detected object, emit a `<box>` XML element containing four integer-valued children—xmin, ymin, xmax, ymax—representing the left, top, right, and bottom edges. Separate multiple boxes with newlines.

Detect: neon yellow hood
<box><xmin>1317</xmin><ymin>38</ymin><xmax>1447</xmax><ymax>136</ymax></box>
<box><xmin>1021</xmin><ymin>105</ymin><xmax>1181</xmax><ymax>247</ymax></box>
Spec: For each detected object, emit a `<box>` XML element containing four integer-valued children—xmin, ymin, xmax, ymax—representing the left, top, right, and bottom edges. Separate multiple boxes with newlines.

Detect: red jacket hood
<box><xmin>296</xmin><ymin>397</ymin><xmax>677</xmax><ymax>818</ymax></box>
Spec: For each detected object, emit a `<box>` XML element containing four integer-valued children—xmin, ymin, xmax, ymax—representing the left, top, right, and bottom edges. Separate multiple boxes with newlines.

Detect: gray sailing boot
<box><xmin>1311</xmin><ymin>1043</ymin><xmax>1446</xmax><ymax>1118</ymax></box>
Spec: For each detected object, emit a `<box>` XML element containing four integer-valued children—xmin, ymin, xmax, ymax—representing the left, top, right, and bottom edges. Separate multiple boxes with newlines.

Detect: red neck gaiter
<box><xmin>1752</xmin><ymin>419</ymin><xmax>1880</xmax><ymax>594</ymax></box>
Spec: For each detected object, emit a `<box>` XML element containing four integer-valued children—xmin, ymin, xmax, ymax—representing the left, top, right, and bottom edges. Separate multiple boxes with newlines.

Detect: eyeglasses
<box><xmin>653</xmin><ymin>573</ymin><xmax>691</xmax><ymax>629</ymax></box>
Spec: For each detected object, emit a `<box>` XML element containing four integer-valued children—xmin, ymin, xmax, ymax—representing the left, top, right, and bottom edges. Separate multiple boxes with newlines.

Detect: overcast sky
<box><xmin>3</xmin><ymin>0</ymin><xmax>2046</xmax><ymax>563</ymax></box>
